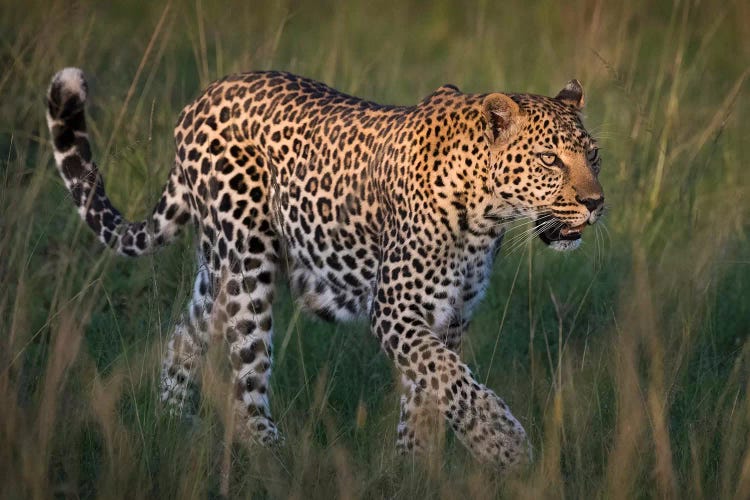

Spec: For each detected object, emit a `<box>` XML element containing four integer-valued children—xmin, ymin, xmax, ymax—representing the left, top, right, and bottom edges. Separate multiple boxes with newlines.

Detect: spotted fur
<box><xmin>46</xmin><ymin>68</ymin><xmax>604</xmax><ymax>469</ymax></box>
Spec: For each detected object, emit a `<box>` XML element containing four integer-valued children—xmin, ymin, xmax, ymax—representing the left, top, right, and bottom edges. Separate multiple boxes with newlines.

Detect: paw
<box><xmin>456</xmin><ymin>390</ymin><xmax>531</xmax><ymax>470</ymax></box>
<box><xmin>234</xmin><ymin>415</ymin><xmax>284</xmax><ymax>448</ymax></box>
<box><xmin>395</xmin><ymin>424</ymin><xmax>423</xmax><ymax>455</ymax></box>
<box><xmin>160</xmin><ymin>385</ymin><xmax>199</xmax><ymax>420</ymax></box>
<box><xmin>396</xmin><ymin>395</ymin><xmax>442</xmax><ymax>457</ymax></box>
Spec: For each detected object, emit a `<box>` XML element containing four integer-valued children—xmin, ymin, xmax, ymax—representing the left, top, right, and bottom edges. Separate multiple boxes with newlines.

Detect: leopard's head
<box><xmin>482</xmin><ymin>81</ymin><xmax>604</xmax><ymax>251</ymax></box>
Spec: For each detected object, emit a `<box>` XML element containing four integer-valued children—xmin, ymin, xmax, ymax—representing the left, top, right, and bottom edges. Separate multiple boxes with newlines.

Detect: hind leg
<box><xmin>210</xmin><ymin>233</ymin><xmax>281</xmax><ymax>446</ymax></box>
<box><xmin>160</xmin><ymin>260</ymin><xmax>213</xmax><ymax>415</ymax></box>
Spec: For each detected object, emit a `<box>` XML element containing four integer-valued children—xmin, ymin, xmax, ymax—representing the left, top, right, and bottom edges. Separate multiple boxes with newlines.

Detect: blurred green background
<box><xmin>1</xmin><ymin>0</ymin><xmax>748</xmax><ymax>498</ymax></box>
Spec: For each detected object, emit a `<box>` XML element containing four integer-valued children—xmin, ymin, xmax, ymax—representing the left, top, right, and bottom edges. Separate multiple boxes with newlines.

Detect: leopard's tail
<box><xmin>46</xmin><ymin>68</ymin><xmax>192</xmax><ymax>257</ymax></box>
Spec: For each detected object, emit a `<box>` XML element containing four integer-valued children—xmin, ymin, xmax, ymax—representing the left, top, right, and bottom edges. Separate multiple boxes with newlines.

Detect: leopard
<box><xmin>46</xmin><ymin>67</ymin><xmax>604</xmax><ymax>470</ymax></box>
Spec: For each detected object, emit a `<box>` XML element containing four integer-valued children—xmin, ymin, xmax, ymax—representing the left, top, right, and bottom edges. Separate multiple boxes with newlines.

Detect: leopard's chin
<box><xmin>537</xmin><ymin>219</ymin><xmax>585</xmax><ymax>252</ymax></box>
<box><xmin>548</xmin><ymin>238</ymin><xmax>582</xmax><ymax>251</ymax></box>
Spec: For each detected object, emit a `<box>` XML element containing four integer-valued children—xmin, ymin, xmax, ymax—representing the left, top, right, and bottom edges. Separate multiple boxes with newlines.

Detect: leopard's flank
<box><xmin>46</xmin><ymin>68</ymin><xmax>604</xmax><ymax>469</ymax></box>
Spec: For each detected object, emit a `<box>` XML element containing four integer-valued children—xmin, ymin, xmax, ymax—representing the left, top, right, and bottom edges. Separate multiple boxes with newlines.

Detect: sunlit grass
<box><xmin>1</xmin><ymin>0</ymin><xmax>748</xmax><ymax>497</ymax></box>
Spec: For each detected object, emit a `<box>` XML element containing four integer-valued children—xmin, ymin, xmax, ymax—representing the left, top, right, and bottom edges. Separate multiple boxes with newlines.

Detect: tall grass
<box><xmin>1</xmin><ymin>0</ymin><xmax>748</xmax><ymax>497</ymax></box>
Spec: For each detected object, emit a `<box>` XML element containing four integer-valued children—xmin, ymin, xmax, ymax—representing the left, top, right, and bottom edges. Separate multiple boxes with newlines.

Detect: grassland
<box><xmin>1</xmin><ymin>0</ymin><xmax>749</xmax><ymax>497</ymax></box>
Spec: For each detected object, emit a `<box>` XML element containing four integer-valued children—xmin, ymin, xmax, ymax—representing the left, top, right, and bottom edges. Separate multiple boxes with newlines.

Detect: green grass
<box><xmin>1</xmin><ymin>0</ymin><xmax>749</xmax><ymax>497</ymax></box>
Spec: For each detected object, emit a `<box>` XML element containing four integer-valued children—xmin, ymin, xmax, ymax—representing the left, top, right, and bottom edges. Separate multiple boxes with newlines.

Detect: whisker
<box><xmin>485</xmin><ymin>211</ymin><xmax>554</xmax><ymax>232</ymax></box>
<box><xmin>595</xmin><ymin>222</ymin><xmax>602</xmax><ymax>267</ymax></box>
<box><xmin>504</xmin><ymin>228</ymin><xmax>550</xmax><ymax>256</ymax></box>
<box><xmin>503</xmin><ymin>218</ymin><xmax>561</xmax><ymax>256</ymax></box>
<box><xmin>502</xmin><ymin>217</ymin><xmax>555</xmax><ymax>247</ymax></box>
<box><xmin>599</xmin><ymin>221</ymin><xmax>613</xmax><ymax>251</ymax></box>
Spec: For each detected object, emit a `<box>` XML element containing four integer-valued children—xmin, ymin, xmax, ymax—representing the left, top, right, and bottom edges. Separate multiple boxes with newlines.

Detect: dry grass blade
<box><xmin>103</xmin><ymin>1</ymin><xmax>173</xmax><ymax>160</ymax></box>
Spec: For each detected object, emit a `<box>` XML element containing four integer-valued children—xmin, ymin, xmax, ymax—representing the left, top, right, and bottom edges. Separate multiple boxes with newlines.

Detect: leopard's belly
<box><xmin>271</xmin><ymin>179</ymin><xmax>381</xmax><ymax>322</ymax></box>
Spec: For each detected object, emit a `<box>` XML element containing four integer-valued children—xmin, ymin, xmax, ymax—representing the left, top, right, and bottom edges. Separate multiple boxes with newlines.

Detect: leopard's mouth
<box><xmin>536</xmin><ymin>219</ymin><xmax>587</xmax><ymax>245</ymax></box>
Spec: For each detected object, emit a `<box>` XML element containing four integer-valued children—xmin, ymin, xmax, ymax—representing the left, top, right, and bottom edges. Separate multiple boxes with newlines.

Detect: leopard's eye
<box><xmin>587</xmin><ymin>148</ymin><xmax>599</xmax><ymax>164</ymax></box>
<box><xmin>537</xmin><ymin>152</ymin><xmax>558</xmax><ymax>167</ymax></box>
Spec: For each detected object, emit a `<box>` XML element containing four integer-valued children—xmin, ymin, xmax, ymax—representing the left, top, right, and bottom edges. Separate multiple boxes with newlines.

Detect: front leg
<box><xmin>396</xmin><ymin>375</ymin><xmax>441</xmax><ymax>455</ymax></box>
<box><xmin>375</xmin><ymin>262</ymin><xmax>528</xmax><ymax>469</ymax></box>
<box><xmin>396</xmin><ymin>319</ymin><xmax>467</xmax><ymax>455</ymax></box>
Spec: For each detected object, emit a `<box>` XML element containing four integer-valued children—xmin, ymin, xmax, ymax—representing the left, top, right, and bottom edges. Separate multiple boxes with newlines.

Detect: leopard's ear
<box><xmin>555</xmin><ymin>80</ymin><xmax>585</xmax><ymax>109</ymax></box>
<box><xmin>483</xmin><ymin>93</ymin><xmax>521</xmax><ymax>148</ymax></box>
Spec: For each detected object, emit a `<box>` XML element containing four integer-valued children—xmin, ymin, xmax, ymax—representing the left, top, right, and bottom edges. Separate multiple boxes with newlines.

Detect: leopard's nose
<box><xmin>576</xmin><ymin>194</ymin><xmax>604</xmax><ymax>214</ymax></box>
